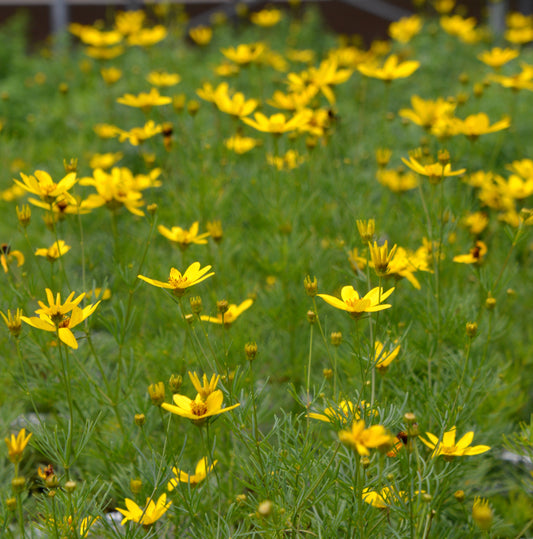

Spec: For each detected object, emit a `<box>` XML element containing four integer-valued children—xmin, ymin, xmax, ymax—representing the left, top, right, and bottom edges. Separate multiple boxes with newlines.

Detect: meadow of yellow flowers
<box><xmin>0</xmin><ymin>1</ymin><xmax>532</xmax><ymax>536</ymax></box>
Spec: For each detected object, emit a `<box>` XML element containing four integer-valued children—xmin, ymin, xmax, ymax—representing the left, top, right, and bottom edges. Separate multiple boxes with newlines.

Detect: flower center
<box><xmin>190</xmin><ymin>401</ymin><xmax>208</xmax><ymax>416</ymax></box>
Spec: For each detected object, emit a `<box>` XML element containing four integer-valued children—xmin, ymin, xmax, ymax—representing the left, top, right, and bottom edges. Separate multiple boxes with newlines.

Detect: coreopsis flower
<box><xmin>28</xmin><ymin>194</ymin><xmax>92</xmax><ymax>218</ymax></box>
<box><xmin>158</xmin><ymin>222</ymin><xmax>210</xmax><ymax>250</ymax></box>
<box><xmin>116</xmin><ymin>493</ymin><xmax>171</xmax><ymax>526</ymax></box>
<box><xmin>453</xmin><ymin>241</ymin><xmax>487</xmax><ymax>264</ymax></box>
<box><xmin>363</xmin><ymin>486</ymin><xmax>405</xmax><ymax>508</ymax></box>
<box><xmin>189</xmin><ymin>372</ymin><xmax>220</xmax><ymax>400</ymax></box>
<box><xmin>93</xmin><ymin>123</ymin><xmax>121</xmax><ymax>139</ymax></box>
<box><xmin>250</xmin><ymin>8</ymin><xmax>282</xmax><ymax>27</ymax></box>
<box><xmin>117</xmin><ymin>121</ymin><xmax>163</xmax><ymax>146</ymax></box>
<box><xmin>0</xmin><ymin>244</ymin><xmax>24</xmax><ymax>273</ymax></box>
<box><xmin>440</xmin><ymin>15</ymin><xmax>480</xmax><ymax>44</ymax></box>
<box><xmin>433</xmin><ymin>0</ymin><xmax>455</xmax><ymax>14</ymax></box>
<box><xmin>196</xmin><ymin>82</ymin><xmax>230</xmax><ymax>104</ymax></box>
<box><xmin>356</xmin><ymin>219</ymin><xmax>375</xmax><ymax>242</ymax></box>
<box><xmin>214</xmin><ymin>62</ymin><xmax>240</xmax><ymax>77</ymax></box>
<box><xmin>286</xmin><ymin>58</ymin><xmax>352</xmax><ymax>105</ymax></box>
<box><xmin>420</xmin><ymin>426</ymin><xmax>490</xmax><ymax>460</ymax></box>
<box><xmin>307</xmin><ymin>400</ymin><xmax>372</xmax><ymax>426</ymax></box>
<box><xmin>1</xmin><ymin>308</ymin><xmax>23</xmax><ymax>337</ymax></box>
<box><xmin>76</xmin><ymin>26</ymin><xmax>123</xmax><ymax>47</ymax></box>
<box><xmin>84</xmin><ymin>45</ymin><xmax>125</xmax><ymax>60</ymax></box>
<box><xmin>221</xmin><ymin>43</ymin><xmax>265</xmax><ymax>65</ymax></box>
<box><xmin>472</xmin><ymin>497</ymin><xmax>494</xmax><ymax>531</ymax></box>
<box><xmin>200</xmin><ymin>299</ymin><xmax>253</xmax><ymax>327</ymax></box>
<box><xmin>338</xmin><ymin>420</ymin><xmax>395</xmax><ymax>456</ymax></box>
<box><xmin>89</xmin><ymin>152</ymin><xmax>123</xmax><ymax>170</ymax></box>
<box><xmin>5</xmin><ymin>428</ymin><xmax>32</xmax><ymax>463</ymax></box>
<box><xmin>401</xmin><ymin>154</ymin><xmax>466</xmax><ymax>184</ymax></box>
<box><xmin>462</xmin><ymin>212</ymin><xmax>489</xmax><ymax>235</ymax></box>
<box><xmin>399</xmin><ymin>95</ymin><xmax>456</xmax><ymax>130</ymax></box>
<box><xmin>242</xmin><ymin>110</ymin><xmax>313</xmax><ymax>135</ymax></box>
<box><xmin>127</xmin><ymin>25</ymin><xmax>167</xmax><ymax>47</ymax></box>
<box><xmin>14</xmin><ymin>170</ymin><xmax>77</xmax><ymax>204</ymax></box>
<box><xmin>357</xmin><ymin>54</ymin><xmax>420</xmax><ymax>82</ymax></box>
<box><xmin>224</xmin><ymin>134</ymin><xmax>261</xmax><ymax>154</ymax></box>
<box><xmin>455</xmin><ymin>113</ymin><xmax>510</xmax><ymax>141</ymax></box>
<box><xmin>267</xmin><ymin>149</ymin><xmax>305</xmax><ymax>171</ymax></box>
<box><xmin>206</xmin><ymin>220</ymin><xmax>223</xmax><ymax>242</ymax></box>
<box><xmin>317</xmin><ymin>286</ymin><xmax>394</xmax><ymax>318</ymax></box>
<box><xmin>377</xmin><ymin>169</ymin><xmax>419</xmax><ymax>192</ymax></box>
<box><xmin>388</xmin><ymin>15</ymin><xmax>422</xmax><ymax>43</ymax></box>
<box><xmin>490</xmin><ymin>65</ymin><xmax>533</xmax><ymax>92</ymax></box>
<box><xmin>267</xmin><ymin>87</ymin><xmax>318</xmax><ymax>111</ymax></box>
<box><xmin>505</xmin><ymin>24</ymin><xmax>533</xmax><ymax>45</ymax></box>
<box><xmin>189</xmin><ymin>25</ymin><xmax>213</xmax><ymax>46</ymax></box>
<box><xmin>168</xmin><ymin>457</ymin><xmax>217</xmax><ymax>489</ymax></box>
<box><xmin>214</xmin><ymin>89</ymin><xmax>259</xmax><ymax>118</ymax></box>
<box><xmin>368</xmin><ymin>240</ymin><xmax>397</xmax><ymax>276</ymax></box>
<box><xmin>117</xmin><ymin>88</ymin><xmax>171</xmax><ymax>112</ymax></box>
<box><xmin>35</xmin><ymin>240</ymin><xmax>71</xmax><ymax>261</ymax></box>
<box><xmin>80</xmin><ymin>168</ymin><xmax>147</xmax><ymax>216</ymax></box>
<box><xmin>477</xmin><ymin>47</ymin><xmax>519</xmax><ymax>70</ymax></box>
<box><xmin>114</xmin><ymin>9</ymin><xmax>145</xmax><ymax>35</ymax></box>
<box><xmin>21</xmin><ymin>289</ymin><xmax>100</xmax><ymax>349</ymax></box>
<box><xmin>374</xmin><ymin>340</ymin><xmax>400</xmax><ymax>371</ymax></box>
<box><xmin>146</xmin><ymin>71</ymin><xmax>181</xmax><ymax>87</ymax></box>
<box><xmin>138</xmin><ymin>262</ymin><xmax>214</xmax><ymax>297</ymax></box>
<box><xmin>161</xmin><ymin>373</ymin><xmax>240</xmax><ymax>423</ymax></box>
<box><xmin>100</xmin><ymin>67</ymin><xmax>122</xmax><ymax>85</ymax></box>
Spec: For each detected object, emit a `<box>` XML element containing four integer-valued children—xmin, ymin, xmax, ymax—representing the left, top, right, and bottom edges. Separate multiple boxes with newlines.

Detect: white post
<box><xmin>51</xmin><ymin>0</ymin><xmax>68</xmax><ymax>35</ymax></box>
<box><xmin>488</xmin><ymin>0</ymin><xmax>507</xmax><ymax>35</ymax></box>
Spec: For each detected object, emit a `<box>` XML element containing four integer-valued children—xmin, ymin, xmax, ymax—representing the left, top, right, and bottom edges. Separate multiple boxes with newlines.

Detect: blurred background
<box><xmin>0</xmin><ymin>0</ymin><xmax>532</xmax><ymax>47</ymax></box>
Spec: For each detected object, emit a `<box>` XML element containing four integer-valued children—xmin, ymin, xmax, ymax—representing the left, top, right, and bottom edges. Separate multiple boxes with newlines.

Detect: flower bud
<box><xmin>169</xmin><ymin>374</ymin><xmax>182</xmax><ymax>393</ymax></box>
<box><xmin>323</xmin><ymin>368</ymin><xmax>333</xmax><ymax>379</ymax></box>
<box><xmin>472</xmin><ymin>497</ymin><xmax>493</xmax><ymax>531</ymax></box>
<box><xmin>304</xmin><ymin>275</ymin><xmax>318</xmax><ymax>296</ymax></box>
<box><xmin>16</xmin><ymin>205</ymin><xmax>31</xmax><ymax>228</ymax></box>
<box><xmin>130</xmin><ymin>478</ymin><xmax>142</xmax><ymax>494</ymax></box>
<box><xmin>454</xmin><ymin>490</ymin><xmax>465</xmax><ymax>503</ymax></box>
<box><xmin>148</xmin><ymin>382</ymin><xmax>165</xmax><ymax>406</ymax></box>
<box><xmin>11</xmin><ymin>476</ymin><xmax>26</xmax><ymax>493</ymax></box>
<box><xmin>307</xmin><ymin>310</ymin><xmax>316</xmax><ymax>324</ymax></box>
<box><xmin>6</xmin><ymin>497</ymin><xmax>17</xmax><ymax>511</ymax></box>
<box><xmin>465</xmin><ymin>322</ymin><xmax>478</xmax><ymax>338</ymax></box>
<box><xmin>245</xmin><ymin>342</ymin><xmax>258</xmax><ymax>361</ymax></box>
<box><xmin>217</xmin><ymin>300</ymin><xmax>229</xmax><ymax>315</ymax></box>
<box><xmin>134</xmin><ymin>413</ymin><xmax>146</xmax><ymax>427</ymax></box>
<box><xmin>257</xmin><ymin>500</ymin><xmax>273</xmax><ymax>517</ymax></box>
<box><xmin>190</xmin><ymin>296</ymin><xmax>203</xmax><ymax>314</ymax></box>
<box><xmin>187</xmin><ymin>99</ymin><xmax>200</xmax><ymax>116</ymax></box>
<box><xmin>64</xmin><ymin>480</ymin><xmax>76</xmax><ymax>493</ymax></box>
<box><xmin>485</xmin><ymin>295</ymin><xmax>496</xmax><ymax>310</ymax></box>
<box><xmin>330</xmin><ymin>331</ymin><xmax>342</xmax><ymax>346</ymax></box>
<box><xmin>63</xmin><ymin>158</ymin><xmax>78</xmax><ymax>173</ymax></box>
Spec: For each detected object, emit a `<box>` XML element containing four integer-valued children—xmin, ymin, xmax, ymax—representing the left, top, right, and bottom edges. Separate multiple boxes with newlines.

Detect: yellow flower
<box><xmin>452</xmin><ymin>241</ymin><xmax>487</xmax><ymax>264</ymax></box>
<box><xmin>89</xmin><ymin>152</ymin><xmax>123</xmax><ymax>170</ymax></box>
<box><xmin>161</xmin><ymin>375</ymin><xmax>240</xmax><ymax>423</ymax></box>
<box><xmin>401</xmin><ymin>154</ymin><xmax>466</xmax><ymax>183</ymax></box>
<box><xmin>200</xmin><ymin>299</ymin><xmax>253</xmax><ymax>327</ymax></box>
<box><xmin>0</xmin><ymin>244</ymin><xmax>24</xmax><ymax>274</ymax></box>
<box><xmin>93</xmin><ymin>123</ymin><xmax>121</xmax><ymax>139</ymax></box>
<box><xmin>357</xmin><ymin>54</ymin><xmax>420</xmax><ymax>82</ymax></box>
<box><xmin>117</xmin><ymin>121</ymin><xmax>163</xmax><ymax>146</ymax></box>
<box><xmin>84</xmin><ymin>45</ymin><xmax>124</xmax><ymax>60</ymax></box>
<box><xmin>127</xmin><ymin>25</ymin><xmax>167</xmax><ymax>47</ymax></box>
<box><xmin>189</xmin><ymin>25</ymin><xmax>213</xmax><ymax>45</ymax></box>
<box><xmin>35</xmin><ymin>240</ymin><xmax>71</xmax><ymax>261</ymax></box>
<box><xmin>224</xmin><ymin>134</ymin><xmax>261</xmax><ymax>154</ymax></box>
<box><xmin>114</xmin><ymin>9</ymin><xmax>145</xmax><ymax>35</ymax></box>
<box><xmin>168</xmin><ymin>457</ymin><xmax>217</xmax><ymax>489</ymax></box>
<box><xmin>338</xmin><ymin>420</ymin><xmax>395</xmax><ymax>456</ymax></box>
<box><xmin>368</xmin><ymin>240</ymin><xmax>397</xmax><ymax>276</ymax></box>
<box><xmin>307</xmin><ymin>400</ymin><xmax>374</xmax><ymax>425</ymax></box>
<box><xmin>267</xmin><ymin>149</ymin><xmax>305</xmax><ymax>171</ymax></box>
<box><xmin>250</xmin><ymin>8</ymin><xmax>282</xmax><ymax>27</ymax></box>
<box><xmin>374</xmin><ymin>340</ymin><xmax>400</xmax><ymax>371</ymax></box>
<box><xmin>215</xmin><ymin>89</ymin><xmax>259</xmax><ymax>118</ymax></box>
<box><xmin>377</xmin><ymin>169</ymin><xmax>419</xmax><ymax>192</ymax></box>
<box><xmin>440</xmin><ymin>15</ymin><xmax>480</xmax><ymax>44</ymax></box>
<box><xmin>462</xmin><ymin>212</ymin><xmax>489</xmax><ymax>235</ymax></box>
<box><xmin>21</xmin><ymin>289</ymin><xmax>100</xmax><ymax>350</ymax></box>
<box><xmin>29</xmin><ymin>194</ymin><xmax>92</xmax><ymax>217</ymax></box>
<box><xmin>242</xmin><ymin>110</ymin><xmax>312</xmax><ymax>135</ymax></box>
<box><xmin>399</xmin><ymin>95</ymin><xmax>456</xmax><ymax>130</ymax></box>
<box><xmin>138</xmin><ymin>262</ymin><xmax>214</xmax><ymax>297</ymax></box>
<box><xmin>433</xmin><ymin>0</ymin><xmax>455</xmax><ymax>14</ymax></box>
<box><xmin>100</xmin><ymin>67</ymin><xmax>122</xmax><ymax>85</ymax></box>
<box><xmin>478</xmin><ymin>47</ymin><xmax>519</xmax><ymax>69</ymax></box>
<box><xmin>389</xmin><ymin>15</ymin><xmax>423</xmax><ymax>43</ymax></box>
<box><xmin>472</xmin><ymin>497</ymin><xmax>493</xmax><ymax>531</ymax></box>
<box><xmin>317</xmin><ymin>286</ymin><xmax>394</xmax><ymax>318</ymax></box>
<box><xmin>5</xmin><ymin>428</ymin><xmax>32</xmax><ymax>463</ymax></box>
<box><xmin>267</xmin><ymin>87</ymin><xmax>318</xmax><ymax>111</ymax></box>
<box><xmin>76</xmin><ymin>26</ymin><xmax>123</xmax><ymax>47</ymax></box>
<box><xmin>420</xmin><ymin>426</ymin><xmax>491</xmax><ymax>460</ymax></box>
<box><xmin>221</xmin><ymin>43</ymin><xmax>265</xmax><ymax>65</ymax></box>
<box><xmin>117</xmin><ymin>88</ymin><xmax>171</xmax><ymax>111</ymax></box>
<box><xmin>1</xmin><ymin>308</ymin><xmax>23</xmax><ymax>337</ymax></box>
<box><xmin>146</xmin><ymin>71</ymin><xmax>181</xmax><ymax>87</ymax></box>
<box><xmin>158</xmin><ymin>221</ymin><xmax>210</xmax><ymax>249</ymax></box>
<box><xmin>196</xmin><ymin>81</ymin><xmax>230</xmax><ymax>104</ymax></box>
<box><xmin>189</xmin><ymin>372</ymin><xmax>220</xmax><ymax>400</ymax></box>
<box><xmin>14</xmin><ymin>170</ymin><xmax>77</xmax><ymax>204</ymax></box>
<box><xmin>116</xmin><ymin>493</ymin><xmax>171</xmax><ymax>526</ymax></box>
<box><xmin>214</xmin><ymin>62</ymin><xmax>240</xmax><ymax>77</ymax></box>
<box><xmin>363</xmin><ymin>486</ymin><xmax>405</xmax><ymax>508</ymax></box>
<box><xmin>456</xmin><ymin>113</ymin><xmax>510</xmax><ymax>141</ymax></box>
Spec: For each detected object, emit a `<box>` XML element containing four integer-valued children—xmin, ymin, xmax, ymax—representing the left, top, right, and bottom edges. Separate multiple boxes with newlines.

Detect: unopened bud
<box><xmin>485</xmin><ymin>295</ymin><xmax>496</xmax><ymax>310</ymax></box>
<box><xmin>454</xmin><ymin>490</ymin><xmax>465</xmax><ymax>503</ymax></box>
<box><xmin>466</xmin><ymin>322</ymin><xmax>478</xmax><ymax>338</ymax></box>
<box><xmin>169</xmin><ymin>374</ymin><xmax>182</xmax><ymax>393</ymax></box>
<box><xmin>245</xmin><ymin>342</ymin><xmax>258</xmax><ymax>361</ymax></box>
<box><xmin>11</xmin><ymin>476</ymin><xmax>26</xmax><ymax>493</ymax></box>
<box><xmin>257</xmin><ymin>500</ymin><xmax>273</xmax><ymax>517</ymax></box>
<box><xmin>217</xmin><ymin>300</ymin><xmax>229</xmax><ymax>315</ymax></box>
<box><xmin>190</xmin><ymin>296</ymin><xmax>203</xmax><ymax>314</ymax></box>
<box><xmin>64</xmin><ymin>480</ymin><xmax>76</xmax><ymax>493</ymax></box>
<box><xmin>307</xmin><ymin>310</ymin><xmax>316</xmax><ymax>324</ymax></box>
<box><xmin>130</xmin><ymin>478</ymin><xmax>142</xmax><ymax>494</ymax></box>
<box><xmin>330</xmin><ymin>331</ymin><xmax>342</xmax><ymax>346</ymax></box>
<box><xmin>148</xmin><ymin>381</ymin><xmax>165</xmax><ymax>406</ymax></box>
<box><xmin>134</xmin><ymin>413</ymin><xmax>145</xmax><ymax>427</ymax></box>
<box><xmin>304</xmin><ymin>275</ymin><xmax>318</xmax><ymax>296</ymax></box>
